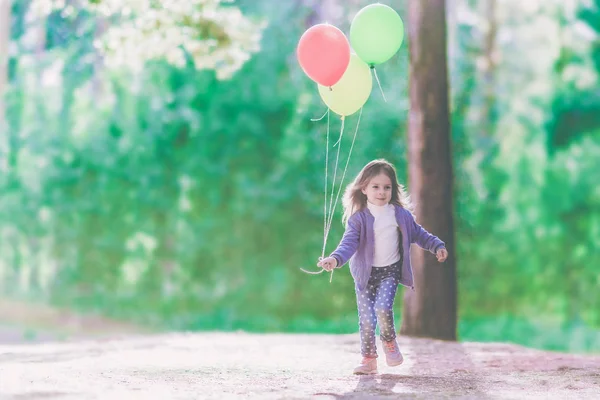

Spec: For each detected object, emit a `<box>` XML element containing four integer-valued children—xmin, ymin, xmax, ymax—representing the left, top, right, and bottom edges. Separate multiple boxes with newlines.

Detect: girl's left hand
<box><xmin>436</xmin><ymin>248</ymin><xmax>448</xmax><ymax>262</ymax></box>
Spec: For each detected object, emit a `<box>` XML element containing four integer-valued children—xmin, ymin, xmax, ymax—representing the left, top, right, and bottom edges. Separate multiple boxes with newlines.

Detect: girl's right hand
<box><xmin>317</xmin><ymin>256</ymin><xmax>338</xmax><ymax>271</ymax></box>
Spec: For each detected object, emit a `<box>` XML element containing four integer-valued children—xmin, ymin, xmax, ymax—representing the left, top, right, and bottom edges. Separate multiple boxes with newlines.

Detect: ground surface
<box><xmin>1</xmin><ymin>330</ymin><xmax>599</xmax><ymax>399</ymax></box>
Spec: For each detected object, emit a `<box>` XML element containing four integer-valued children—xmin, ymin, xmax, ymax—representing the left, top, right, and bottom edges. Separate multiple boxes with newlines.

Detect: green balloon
<box><xmin>350</xmin><ymin>4</ymin><xmax>404</xmax><ymax>66</ymax></box>
<box><xmin>318</xmin><ymin>54</ymin><xmax>372</xmax><ymax>117</ymax></box>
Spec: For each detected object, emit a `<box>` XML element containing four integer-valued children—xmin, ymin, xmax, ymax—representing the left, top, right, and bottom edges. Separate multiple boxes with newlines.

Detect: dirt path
<box><xmin>1</xmin><ymin>332</ymin><xmax>599</xmax><ymax>399</ymax></box>
<box><xmin>0</xmin><ymin>299</ymin><xmax>150</xmax><ymax>343</ymax></box>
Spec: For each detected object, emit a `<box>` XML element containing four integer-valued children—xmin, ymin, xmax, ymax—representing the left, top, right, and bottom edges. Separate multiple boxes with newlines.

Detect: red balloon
<box><xmin>297</xmin><ymin>24</ymin><xmax>351</xmax><ymax>87</ymax></box>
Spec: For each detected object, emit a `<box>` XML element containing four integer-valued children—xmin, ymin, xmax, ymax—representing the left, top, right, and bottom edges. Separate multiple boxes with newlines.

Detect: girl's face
<box><xmin>362</xmin><ymin>173</ymin><xmax>392</xmax><ymax>206</ymax></box>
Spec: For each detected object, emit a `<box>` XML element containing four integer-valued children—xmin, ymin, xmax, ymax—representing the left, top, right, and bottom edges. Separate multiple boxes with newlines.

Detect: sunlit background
<box><xmin>0</xmin><ymin>0</ymin><xmax>598</xmax><ymax>353</ymax></box>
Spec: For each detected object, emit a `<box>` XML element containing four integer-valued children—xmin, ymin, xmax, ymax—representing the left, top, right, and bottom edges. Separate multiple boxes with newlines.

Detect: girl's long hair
<box><xmin>342</xmin><ymin>159</ymin><xmax>413</xmax><ymax>225</ymax></box>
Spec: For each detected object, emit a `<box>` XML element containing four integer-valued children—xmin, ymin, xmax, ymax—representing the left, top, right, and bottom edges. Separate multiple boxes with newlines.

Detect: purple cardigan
<box><xmin>330</xmin><ymin>204</ymin><xmax>445</xmax><ymax>292</ymax></box>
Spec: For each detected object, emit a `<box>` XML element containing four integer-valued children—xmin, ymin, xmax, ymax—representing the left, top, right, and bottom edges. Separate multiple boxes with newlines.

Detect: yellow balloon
<box><xmin>318</xmin><ymin>53</ymin><xmax>372</xmax><ymax>117</ymax></box>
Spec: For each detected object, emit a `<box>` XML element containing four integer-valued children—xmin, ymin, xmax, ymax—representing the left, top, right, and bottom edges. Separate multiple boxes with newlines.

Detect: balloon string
<box><xmin>333</xmin><ymin>115</ymin><xmax>345</xmax><ymax>147</ymax></box>
<box><xmin>328</xmin><ymin>111</ymin><xmax>362</xmax><ymax>281</ymax></box>
<box><xmin>323</xmin><ymin>114</ymin><xmax>345</xmax><ymax>284</ymax></box>
<box><xmin>301</xmin><ymin>110</ymin><xmax>363</xmax><ymax>282</ymax></box>
<box><xmin>301</xmin><ymin>108</ymin><xmax>332</xmax><ymax>277</ymax></box>
<box><xmin>325</xmin><ymin>108</ymin><xmax>363</xmax><ymax>235</ymax></box>
<box><xmin>310</xmin><ymin>108</ymin><xmax>331</xmax><ymax>260</ymax></box>
<box><xmin>311</xmin><ymin>109</ymin><xmax>329</xmax><ymax>122</ymax></box>
<box><xmin>371</xmin><ymin>67</ymin><xmax>388</xmax><ymax>103</ymax></box>
<box><xmin>300</xmin><ymin>267</ymin><xmax>324</xmax><ymax>275</ymax></box>
<box><xmin>322</xmin><ymin>109</ymin><xmax>330</xmax><ymax>258</ymax></box>
<box><xmin>326</xmin><ymin>115</ymin><xmax>345</xmax><ymax>247</ymax></box>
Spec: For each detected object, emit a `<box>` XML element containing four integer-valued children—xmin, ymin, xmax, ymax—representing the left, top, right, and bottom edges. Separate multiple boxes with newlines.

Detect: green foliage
<box><xmin>1</xmin><ymin>0</ymin><xmax>599</xmax><ymax>354</ymax></box>
<box><xmin>546</xmin><ymin>0</ymin><xmax>600</xmax><ymax>151</ymax></box>
<box><xmin>460</xmin><ymin>316</ymin><xmax>600</xmax><ymax>353</ymax></box>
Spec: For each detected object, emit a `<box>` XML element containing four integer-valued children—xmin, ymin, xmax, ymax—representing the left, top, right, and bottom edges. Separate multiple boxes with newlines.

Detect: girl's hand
<box><xmin>317</xmin><ymin>256</ymin><xmax>338</xmax><ymax>271</ymax></box>
<box><xmin>436</xmin><ymin>248</ymin><xmax>448</xmax><ymax>262</ymax></box>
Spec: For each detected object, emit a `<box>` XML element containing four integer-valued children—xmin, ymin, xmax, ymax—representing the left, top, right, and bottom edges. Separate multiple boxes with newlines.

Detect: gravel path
<box><xmin>1</xmin><ymin>332</ymin><xmax>599</xmax><ymax>399</ymax></box>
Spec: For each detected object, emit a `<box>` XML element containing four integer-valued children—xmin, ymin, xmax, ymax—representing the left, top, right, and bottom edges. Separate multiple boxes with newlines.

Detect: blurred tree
<box><xmin>401</xmin><ymin>0</ymin><xmax>457</xmax><ymax>340</ymax></box>
<box><xmin>544</xmin><ymin>0</ymin><xmax>600</xmax><ymax>325</ymax></box>
<box><xmin>481</xmin><ymin>0</ymin><xmax>497</xmax><ymax>132</ymax></box>
<box><xmin>547</xmin><ymin>0</ymin><xmax>600</xmax><ymax>152</ymax></box>
<box><xmin>0</xmin><ymin>0</ymin><xmax>10</xmax><ymax>135</ymax></box>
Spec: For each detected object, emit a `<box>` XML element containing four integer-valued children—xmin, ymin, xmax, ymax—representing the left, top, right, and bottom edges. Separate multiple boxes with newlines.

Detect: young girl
<box><xmin>317</xmin><ymin>159</ymin><xmax>448</xmax><ymax>375</ymax></box>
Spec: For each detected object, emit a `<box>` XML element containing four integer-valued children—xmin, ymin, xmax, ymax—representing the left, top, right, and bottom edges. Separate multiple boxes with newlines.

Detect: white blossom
<box><xmin>30</xmin><ymin>0</ymin><xmax>267</xmax><ymax>79</ymax></box>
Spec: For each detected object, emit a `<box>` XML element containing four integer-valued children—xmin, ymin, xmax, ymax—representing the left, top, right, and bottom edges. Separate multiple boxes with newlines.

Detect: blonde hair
<box><xmin>342</xmin><ymin>159</ymin><xmax>413</xmax><ymax>225</ymax></box>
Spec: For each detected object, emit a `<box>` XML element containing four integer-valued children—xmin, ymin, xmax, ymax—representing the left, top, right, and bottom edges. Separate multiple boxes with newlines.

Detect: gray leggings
<box><xmin>356</xmin><ymin>263</ymin><xmax>400</xmax><ymax>358</ymax></box>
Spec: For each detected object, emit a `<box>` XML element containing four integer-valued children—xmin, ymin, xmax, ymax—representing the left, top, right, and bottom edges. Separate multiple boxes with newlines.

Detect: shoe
<box><xmin>382</xmin><ymin>339</ymin><xmax>403</xmax><ymax>366</ymax></box>
<box><xmin>353</xmin><ymin>357</ymin><xmax>378</xmax><ymax>375</ymax></box>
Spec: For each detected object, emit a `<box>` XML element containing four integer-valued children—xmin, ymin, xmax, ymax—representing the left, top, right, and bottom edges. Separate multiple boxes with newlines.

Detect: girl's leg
<box><xmin>356</xmin><ymin>280</ymin><xmax>378</xmax><ymax>358</ymax></box>
<box><xmin>374</xmin><ymin>275</ymin><xmax>399</xmax><ymax>342</ymax></box>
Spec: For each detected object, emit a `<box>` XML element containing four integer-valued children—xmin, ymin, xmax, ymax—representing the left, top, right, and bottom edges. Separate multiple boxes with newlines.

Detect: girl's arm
<box><xmin>409</xmin><ymin>213</ymin><xmax>445</xmax><ymax>254</ymax></box>
<box><xmin>329</xmin><ymin>216</ymin><xmax>361</xmax><ymax>268</ymax></box>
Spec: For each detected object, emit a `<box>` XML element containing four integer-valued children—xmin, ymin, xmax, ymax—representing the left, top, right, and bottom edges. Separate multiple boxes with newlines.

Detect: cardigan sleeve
<box><xmin>330</xmin><ymin>214</ymin><xmax>361</xmax><ymax>268</ymax></box>
<box><xmin>408</xmin><ymin>212</ymin><xmax>445</xmax><ymax>254</ymax></box>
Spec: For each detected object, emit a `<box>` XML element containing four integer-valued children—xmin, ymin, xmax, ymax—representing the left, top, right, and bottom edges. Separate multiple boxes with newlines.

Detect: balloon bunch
<box><xmin>297</xmin><ymin>4</ymin><xmax>405</xmax><ymax>280</ymax></box>
<box><xmin>297</xmin><ymin>3</ymin><xmax>405</xmax><ymax>118</ymax></box>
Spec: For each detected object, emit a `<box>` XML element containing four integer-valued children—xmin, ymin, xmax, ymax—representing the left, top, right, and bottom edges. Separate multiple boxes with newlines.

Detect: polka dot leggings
<box><xmin>356</xmin><ymin>262</ymin><xmax>400</xmax><ymax>358</ymax></box>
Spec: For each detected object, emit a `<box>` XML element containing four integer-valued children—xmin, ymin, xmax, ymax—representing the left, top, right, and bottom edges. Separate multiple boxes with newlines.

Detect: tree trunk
<box><xmin>400</xmin><ymin>0</ymin><xmax>457</xmax><ymax>341</ymax></box>
<box><xmin>91</xmin><ymin>17</ymin><xmax>107</xmax><ymax>101</ymax></box>
<box><xmin>0</xmin><ymin>0</ymin><xmax>10</xmax><ymax>131</ymax></box>
<box><xmin>305</xmin><ymin>0</ymin><xmax>343</xmax><ymax>27</ymax></box>
<box><xmin>481</xmin><ymin>0</ymin><xmax>498</xmax><ymax>134</ymax></box>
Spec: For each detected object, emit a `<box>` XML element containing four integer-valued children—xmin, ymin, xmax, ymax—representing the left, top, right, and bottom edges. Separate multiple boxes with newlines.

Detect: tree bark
<box><xmin>0</xmin><ymin>0</ymin><xmax>10</xmax><ymax>130</ymax></box>
<box><xmin>91</xmin><ymin>17</ymin><xmax>107</xmax><ymax>101</ymax></box>
<box><xmin>401</xmin><ymin>0</ymin><xmax>457</xmax><ymax>340</ymax></box>
<box><xmin>481</xmin><ymin>0</ymin><xmax>498</xmax><ymax>134</ymax></box>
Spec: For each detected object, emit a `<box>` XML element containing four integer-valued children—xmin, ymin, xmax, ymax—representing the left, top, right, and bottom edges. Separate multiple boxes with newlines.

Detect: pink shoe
<box><xmin>353</xmin><ymin>356</ymin><xmax>378</xmax><ymax>375</ymax></box>
<box><xmin>382</xmin><ymin>339</ymin><xmax>404</xmax><ymax>366</ymax></box>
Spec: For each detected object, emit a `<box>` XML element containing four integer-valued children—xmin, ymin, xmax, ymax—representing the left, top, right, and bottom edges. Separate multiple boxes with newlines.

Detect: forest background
<box><xmin>0</xmin><ymin>0</ymin><xmax>598</xmax><ymax>353</ymax></box>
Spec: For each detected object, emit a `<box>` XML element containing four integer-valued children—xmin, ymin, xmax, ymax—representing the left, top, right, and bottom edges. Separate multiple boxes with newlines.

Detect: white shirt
<box><xmin>367</xmin><ymin>201</ymin><xmax>401</xmax><ymax>267</ymax></box>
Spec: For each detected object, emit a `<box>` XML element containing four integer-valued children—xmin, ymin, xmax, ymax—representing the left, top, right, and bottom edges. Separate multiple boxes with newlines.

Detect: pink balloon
<box><xmin>297</xmin><ymin>24</ymin><xmax>351</xmax><ymax>87</ymax></box>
